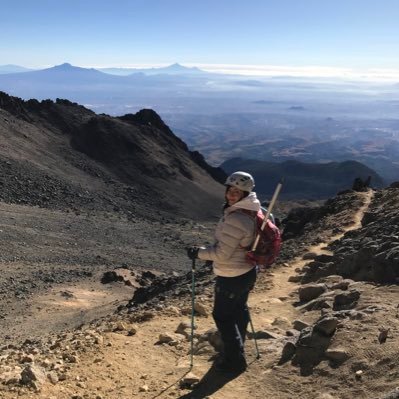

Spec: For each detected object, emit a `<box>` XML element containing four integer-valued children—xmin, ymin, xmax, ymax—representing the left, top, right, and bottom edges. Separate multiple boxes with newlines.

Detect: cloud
<box><xmin>187</xmin><ymin>63</ymin><xmax>399</xmax><ymax>82</ymax></box>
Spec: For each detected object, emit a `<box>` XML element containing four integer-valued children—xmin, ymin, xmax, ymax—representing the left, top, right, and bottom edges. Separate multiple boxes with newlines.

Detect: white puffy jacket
<box><xmin>198</xmin><ymin>192</ymin><xmax>261</xmax><ymax>277</ymax></box>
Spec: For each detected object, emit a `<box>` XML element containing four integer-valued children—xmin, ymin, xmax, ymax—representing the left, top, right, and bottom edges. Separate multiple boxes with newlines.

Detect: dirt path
<box><xmin>251</xmin><ymin>189</ymin><xmax>374</xmax><ymax>331</ymax></box>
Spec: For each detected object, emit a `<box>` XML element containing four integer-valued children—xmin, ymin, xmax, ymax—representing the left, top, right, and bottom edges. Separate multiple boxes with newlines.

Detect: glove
<box><xmin>186</xmin><ymin>246</ymin><xmax>200</xmax><ymax>260</ymax></box>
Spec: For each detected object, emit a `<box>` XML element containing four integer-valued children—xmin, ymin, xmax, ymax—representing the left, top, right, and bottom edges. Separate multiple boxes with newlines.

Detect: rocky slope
<box><xmin>0</xmin><ymin>188</ymin><xmax>398</xmax><ymax>398</ymax></box>
<box><xmin>0</xmin><ymin>91</ymin><xmax>225</xmax><ymax>219</ymax></box>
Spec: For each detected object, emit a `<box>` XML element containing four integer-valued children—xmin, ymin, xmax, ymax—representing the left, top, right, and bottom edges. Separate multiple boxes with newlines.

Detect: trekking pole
<box><xmin>248</xmin><ymin>179</ymin><xmax>283</xmax><ymax>360</ymax></box>
<box><xmin>190</xmin><ymin>258</ymin><xmax>196</xmax><ymax>369</ymax></box>
<box><xmin>251</xmin><ymin>179</ymin><xmax>283</xmax><ymax>252</ymax></box>
<box><xmin>248</xmin><ymin>312</ymin><xmax>260</xmax><ymax>359</ymax></box>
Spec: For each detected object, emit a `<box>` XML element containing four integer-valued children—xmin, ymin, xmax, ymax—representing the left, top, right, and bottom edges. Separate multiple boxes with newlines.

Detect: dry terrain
<box><xmin>0</xmin><ymin>189</ymin><xmax>398</xmax><ymax>399</ymax></box>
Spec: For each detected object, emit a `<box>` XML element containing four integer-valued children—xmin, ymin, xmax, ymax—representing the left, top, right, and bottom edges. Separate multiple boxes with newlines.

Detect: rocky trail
<box><xmin>1</xmin><ymin>189</ymin><xmax>399</xmax><ymax>399</ymax></box>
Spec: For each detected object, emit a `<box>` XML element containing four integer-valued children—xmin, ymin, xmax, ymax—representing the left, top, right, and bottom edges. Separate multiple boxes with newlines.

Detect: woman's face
<box><xmin>226</xmin><ymin>186</ymin><xmax>245</xmax><ymax>206</ymax></box>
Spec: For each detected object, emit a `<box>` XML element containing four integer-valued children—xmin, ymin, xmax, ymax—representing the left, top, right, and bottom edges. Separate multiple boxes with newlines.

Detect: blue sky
<box><xmin>1</xmin><ymin>0</ymin><xmax>399</xmax><ymax>78</ymax></box>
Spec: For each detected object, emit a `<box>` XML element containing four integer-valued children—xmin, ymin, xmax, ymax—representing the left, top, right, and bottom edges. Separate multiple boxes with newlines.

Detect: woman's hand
<box><xmin>186</xmin><ymin>247</ymin><xmax>200</xmax><ymax>260</ymax></box>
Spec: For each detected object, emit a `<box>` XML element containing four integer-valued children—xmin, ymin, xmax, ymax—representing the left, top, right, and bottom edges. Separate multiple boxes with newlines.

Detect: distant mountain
<box><xmin>0</xmin><ymin>62</ymin><xmax>212</xmax><ymax>102</ymax></box>
<box><xmin>99</xmin><ymin>63</ymin><xmax>206</xmax><ymax>76</ymax></box>
<box><xmin>0</xmin><ymin>91</ymin><xmax>225</xmax><ymax>218</ymax></box>
<box><xmin>0</xmin><ymin>64</ymin><xmax>35</xmax><ymax>74</ymax></box>
<box><xmin>0</xmin><ymin>63</ymin><xmax>125</xmax><ymax>87</ymax></box>
<box><xmin>221</xmin><ymin>158</ymin><xmax>384</xmax><ymax>200</ymax></box>
<box><xmin>19</xmin><ymin>63</ymin><xmax>121</xmax><ymax>82</ymax></box>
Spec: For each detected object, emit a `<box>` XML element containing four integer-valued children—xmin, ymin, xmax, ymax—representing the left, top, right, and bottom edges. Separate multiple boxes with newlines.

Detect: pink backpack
<box><xmin>238</xmin><ymin>209</ymin><xmax>282</xmax><ymax>270</ymax></box>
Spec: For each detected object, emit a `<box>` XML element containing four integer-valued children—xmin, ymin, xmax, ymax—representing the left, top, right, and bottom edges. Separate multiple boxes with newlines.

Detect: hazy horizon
<box><xmin>2</xmin><ymin>61</ymin><xmax>399</xmax><ymax>83</ymax></box>
<box><xmin>2</xmin><ymin>0</ymin><xmax>399</xmax><ymax>81</ymax></box>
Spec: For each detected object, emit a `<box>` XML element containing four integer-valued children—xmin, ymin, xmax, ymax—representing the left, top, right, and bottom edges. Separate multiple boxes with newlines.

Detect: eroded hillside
<box><xmin>0</xmin><ymin>91</ymin><xmax>224</xmax><ymax>219</ymax></box>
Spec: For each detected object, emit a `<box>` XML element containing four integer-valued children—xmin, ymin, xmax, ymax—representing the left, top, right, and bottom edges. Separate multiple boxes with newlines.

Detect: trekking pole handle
<box><xmin>251</xmin><ymin>179</ymin><xmax>283</xmax><ymax>252</ymax></box>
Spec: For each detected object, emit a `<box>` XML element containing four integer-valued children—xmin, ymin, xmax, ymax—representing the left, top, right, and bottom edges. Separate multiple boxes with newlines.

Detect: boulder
<box><xmin>333</xmin><ymin>289</ymin><xmax>360</xmax><ymax>310</ymax></box>
<box><xmin>21</xmin><ymin>365</ymin><xmax>46</xmax><ymax>390</ymax></box>
<box><xmin>299</xmin><ymin>283</ymin><xmax>328</xmax><ymax>302</ymax></box>
<box><xmin>279</xmin><ymin>341</ymin><xmax>296</xmax><ymax>364</ymax></box>
<box><xmin>314</xmin><ymin>317</ymin><xmax>338</xmax><ymax>336</ymax></box>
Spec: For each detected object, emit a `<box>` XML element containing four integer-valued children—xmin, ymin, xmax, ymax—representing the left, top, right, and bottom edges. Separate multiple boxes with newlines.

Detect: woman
<box><xmin>187</xmin><ymin>171</ymin><xmax>260</xmax><ymax>373</ymax></box>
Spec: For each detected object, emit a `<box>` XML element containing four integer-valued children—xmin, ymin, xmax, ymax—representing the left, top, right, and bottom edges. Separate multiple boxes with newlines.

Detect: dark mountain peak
<box><xmin>55</xmin><ymin>62</ymin><xmax>74</xmax><ymax>69</ymax></box>
<box><xmin>119</xmin><ymin>109</ymin><xmax>180</xmax><ymax>141</ymax></box>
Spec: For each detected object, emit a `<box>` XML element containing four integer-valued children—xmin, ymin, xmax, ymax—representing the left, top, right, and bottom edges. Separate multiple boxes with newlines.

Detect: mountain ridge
<box><xmin>221</xmin><ymin>157</ymin><xmax>384</xmax><ymax>199</ymax></box>
<box><xmin>0</xmin><ymin>91</ymin><xmax>225</xmax><ymax>219</ymax></box>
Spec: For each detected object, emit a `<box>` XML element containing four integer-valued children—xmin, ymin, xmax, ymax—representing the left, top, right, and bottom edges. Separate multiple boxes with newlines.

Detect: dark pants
<box><xmin>212</xmin><ymin>267</ymin><xmax>257</xmax><ymax>362</ymax></box>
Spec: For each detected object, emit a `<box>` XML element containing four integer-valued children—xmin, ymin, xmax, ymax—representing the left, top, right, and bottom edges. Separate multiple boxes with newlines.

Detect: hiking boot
<box><xmin>214</xmin><ymin>355</ymin><xmax>247</xmax><ymax>373</ymax></box>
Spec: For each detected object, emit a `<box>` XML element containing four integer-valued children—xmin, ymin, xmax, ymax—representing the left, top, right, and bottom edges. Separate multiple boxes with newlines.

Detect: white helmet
<box><xmin>225</xmin><ymin>171</ymin><xmax>255</xmax><ymax>192</ymax></box>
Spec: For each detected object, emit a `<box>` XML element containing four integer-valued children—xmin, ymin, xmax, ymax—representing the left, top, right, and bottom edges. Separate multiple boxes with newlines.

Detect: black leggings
<box><xmin>212</xmin><ymin>267</ymin><xmax>257</xmax><ymax>361</ymax></box>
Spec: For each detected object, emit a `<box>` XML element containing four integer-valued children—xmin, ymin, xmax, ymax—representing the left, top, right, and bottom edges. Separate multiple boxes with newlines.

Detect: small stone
<box><xmin>47</xmin><ymin>371</ymin><xmax>59</xmax><ymax>384</ymax></box>
<box><xmin>128</xmin><ymin>327</ymin><xmax>137</xmax><ymax>336</ymax></box>
<box><xmin>166</xmin><ymin>306</ymin><xmax>181</xmax><ymax>316</ymax></box>
<box><xmin>293</xmin><ymin>320</ymin><xmax>310</xmax><ymax>331</ymax></box>
<box><xmin>378</xmin><ymin>327</ymin><xmax>389</xmax><ymax>344</ymax></box>
<box><xmin>247</xmin><ymin>330</ymin><xmax>280</xmax><ymax>340</ymax></box>
<box><xmin>139</xmin><ymin>384</ymin><xmax>149</xmax><ymax>392</ymax></box>
<box><xmin>194</xmin><ymin>302</ymin><xmax>210</xmax><ymax>317</ymax></box>
<box><xmin>175</xmin><ymin>321</ymin><xmax>191</xmax><ymax>336</ymax></box>
<box><xmin>288</xmin><ymin>275</ymin><xmax>303</xmax><ymax>283</ymax></box>
<box><xmin>271</xmin><ymin>317</ymin><xmax>291</xmax><ymax>329</ymax></box>
<box><xmin>158</xmin><ymin>333</ymin><xmax>175</xmax><ymax>344</ymax></box>
<box><xmin>114</xmin><ymin>321</ymin><xmax>127</xmax><ymax>331</ymax></box>
<box><xmin>20</xmin><ymin>354</ymin><xmax>35</xmax><ymax>363</ymax></box>
<box><xmin>180</xmin><ymin>372</ymin><xmax>200</xmax><ymax>388</ymax></box>
<box><xmin>325</xmin><ymin>348</ymin><xmax>350</xmax><ymax>363</ymax></box>
<box><xmin>95</xmin><ymin>335</ymin><xmax>104</xmax><ymax>345</ymax></box>
<box><xmin>63</xmin><ymin>353</ymin><xmax>79</xmax><ymax>363</ymax></box>
<box><xmin>355</xmin><ymin>370</ymin><xmax>363</xmax><ymax>379</ymax></box>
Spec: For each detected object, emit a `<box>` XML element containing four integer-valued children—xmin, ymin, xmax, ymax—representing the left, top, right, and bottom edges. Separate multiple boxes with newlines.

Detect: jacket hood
<box><xmin>228</xmin><ymin>191</ymin><xmax>261</xmax><ymax>213</ymax></box>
